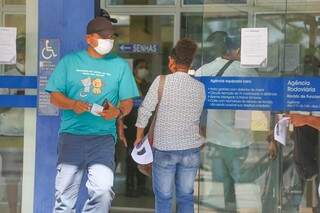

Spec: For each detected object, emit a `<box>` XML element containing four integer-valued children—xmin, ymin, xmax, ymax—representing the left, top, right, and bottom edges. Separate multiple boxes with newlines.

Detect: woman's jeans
<box><xmin>152</xmin><ymin>147</ymin><xmax>200</xmax><ymax>213</ymax></box>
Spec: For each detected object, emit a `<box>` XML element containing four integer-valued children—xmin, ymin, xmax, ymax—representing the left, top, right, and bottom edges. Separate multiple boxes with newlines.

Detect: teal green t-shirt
<box><xmin>45</xmin><ymin>51</ymin><xmax>140</xmax><ymax>136</ymax></box>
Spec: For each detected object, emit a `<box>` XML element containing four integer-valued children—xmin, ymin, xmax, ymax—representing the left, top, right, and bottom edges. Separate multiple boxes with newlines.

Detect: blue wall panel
<box><xmin>34</xmin><ymin>1</ymin><xmax>94</xmax><ymax>212</ymax></box>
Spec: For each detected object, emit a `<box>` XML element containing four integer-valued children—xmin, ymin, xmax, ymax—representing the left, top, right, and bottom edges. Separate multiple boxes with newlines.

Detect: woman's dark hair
<box><xmin>170</xmin><ymin>38</ymin><xmax>197</xmax><ymax>67</ymax></box>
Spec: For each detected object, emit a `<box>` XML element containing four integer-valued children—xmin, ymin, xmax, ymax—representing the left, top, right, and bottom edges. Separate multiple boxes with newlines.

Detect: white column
<box><xmin>21</xmin><ymin>0</ymin><xmax>38</xmax><ymax>212</ymax></box>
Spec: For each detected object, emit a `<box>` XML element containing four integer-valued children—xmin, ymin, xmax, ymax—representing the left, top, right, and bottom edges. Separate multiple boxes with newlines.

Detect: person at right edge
<box><xmin>267</xmin><ymin>53</ymin><xmax>320</xmax><ymax>213</ymax></box>
<box><xmin>135</xmin><ymin>38</ymin><xmax>206</xmax><ymax>213</ymax></box>
<box><xmin>195</xmin><ymin>31</ymin><xmax>258</xmax><ymax>211</ymax></box>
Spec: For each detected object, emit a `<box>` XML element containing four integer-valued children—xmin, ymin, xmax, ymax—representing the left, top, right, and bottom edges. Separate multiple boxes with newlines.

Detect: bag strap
<box><xmin>148</xmin><ymin>75</ymin><xmax>165</xmax><ymax>137</ymax></box>
<box><xmin>214</xmin><ymin>60</ymin><xmax>234</xmax><ymax>77</ymax></box>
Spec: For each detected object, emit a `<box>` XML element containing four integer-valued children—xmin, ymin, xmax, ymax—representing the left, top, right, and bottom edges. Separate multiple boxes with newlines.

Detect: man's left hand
<box><xmin>117</xmin><ymin>121</ymin><xmax>128</xmax><ymax>148</ymax></box>
<box><xmin>99</xmin><ymin>102</ymin><xmax>120</xmax><ymax>120</ymax></box>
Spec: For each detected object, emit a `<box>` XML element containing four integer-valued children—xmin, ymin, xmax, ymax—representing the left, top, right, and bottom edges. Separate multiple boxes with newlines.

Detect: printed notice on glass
<box><xmin>200</xmin><ymin>76</ymin><xmax>320</xmax><ymax>111</ymax></box>
<box><xmin>0</xmin><ymin>27</ymin><xmax>17</xmax><ymax>64</ymax></box>
<box><xmin>240</xmin><ymin>28</ymin><xmax>268</xmax><ymax>68</ymax></box>
<box><xmin>38</xmin><ymin>39</ymin><xmax>60</xmax><ymax>116</ymax></box>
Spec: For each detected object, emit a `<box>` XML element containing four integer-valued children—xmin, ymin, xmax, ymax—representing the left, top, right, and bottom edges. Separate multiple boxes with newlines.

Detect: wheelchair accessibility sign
<box><xmin>39</xmin><ymin>39</ymin><xmax>60</xmax><ymax>69</ymax></box>
<box><xmin>41</xmin><ymin>39</ymin><xmax>58</xmax><ymax>60</ymax></box>
<box><xmin>38</xmin><ymin>39</ymin><xmax>60</xmax><ymax>116</ymax></box>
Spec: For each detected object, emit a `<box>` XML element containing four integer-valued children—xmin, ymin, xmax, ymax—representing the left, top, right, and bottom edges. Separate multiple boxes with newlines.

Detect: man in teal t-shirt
<box><xmin>46</xmin><ymin>17</ymin><xmax>139</xmax><ymax>213</ymax></box>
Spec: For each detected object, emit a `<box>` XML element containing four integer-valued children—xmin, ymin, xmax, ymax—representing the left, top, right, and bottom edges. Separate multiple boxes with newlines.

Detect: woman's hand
<box><xmin>135</xmin><ymin>127</ymin><xmax>145</xmax><ymax>146</ymax></box>
<box><xmin>134</xmin><ymin>136</ymin><xmax>144</xmax><ymax>146</ymax></box>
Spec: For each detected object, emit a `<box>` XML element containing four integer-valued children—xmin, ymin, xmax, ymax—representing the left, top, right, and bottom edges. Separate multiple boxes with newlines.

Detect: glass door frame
<box><xmin>0</xmin><ymin>0</ymin><xmax>38</xmax><ymax>212</ymax></box>
<box><xmin>100</xmin><ymin>10</ymin><xmax>176</xmax><ymax>213</ymax></box>
<box><xmin>101</xmin><ymin>0</ymin><xmax>203</xmax><ymax>44</ymax></box>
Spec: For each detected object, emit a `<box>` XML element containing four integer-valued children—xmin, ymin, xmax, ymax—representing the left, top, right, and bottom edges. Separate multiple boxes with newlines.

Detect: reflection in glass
<box><xmin>0</xmin><ymin>109</ymin><xmax>24</xmax><ymax>213</ymax></box>
<box><xmin>107</xmin><ymin>0</ymin><xmax>174</xmax><ymax>5</ymax></box>
<box><xmin>185</xmin><ymin>0</ymin><xmax>246</xmax><ymax>4</ymax></box>
<box><xmin>111</xmin><ymin>14</ymin><xmax>174</xmax><ymax>210</ymax></box>
<box><xmin>113</xmin><ymin>15</ymin><xmax>174</xmax><ymax>78</ymax></box>
<box><xmin>256</xmin><ymin>14</ymin><xmax>320</xmax><ymax>75</ymax></box>
<box><xmin>0</xmin><ymin>12</ymin><xmax>26</xmax><ymax>213</ymax></box>
<box><xmin>4</xmin><ymin>0</ymin><xmax>25</xmax><ymax>5</ymax></box>
<box><xmin>199</xmin><ymin>3</ymin><xmax>320</xmax><ymax>212</ymax></box>
<box><xmin>181</xmin><ymin>14</ymin><xmax>203</xmax><ymax>69</ymax></box>
<box><xmin>198</xmin><ymin>9</ymin><xmax>281</xmax><ymax>212</ymax></box>
<box><xmin>202</xmin><ymin>16</ymin><xmax>247</xmax><ymax>64</ymax></box>
<box><xmin>4</xmin><ymin>15</ymin><xmax>26</xmax><ymax>36</ymax></box>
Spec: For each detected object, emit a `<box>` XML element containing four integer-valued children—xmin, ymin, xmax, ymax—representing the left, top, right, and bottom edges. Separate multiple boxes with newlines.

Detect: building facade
<box><xmin>0</xmin><ymin>0</ymin><xmax>319</xmax><ymax>212</ymax></box>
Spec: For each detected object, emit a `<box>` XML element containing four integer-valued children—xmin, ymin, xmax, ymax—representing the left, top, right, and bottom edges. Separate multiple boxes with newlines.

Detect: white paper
<box><xmin>274</xmin><ymin>117</ymin><xmax>290</xmax><ymax>145</ymax></box>
<box><xmin>240</xmin><ymin>28</ymin><xmax>268</xmax><ymax>68</ymax></box>
<box><xmin>131</xmin><ymin>136</ymin><xmax>153</xmax><ymax>165</ymax></box>
<box><xmin>90</xmin><ymin>103</ymin><xmax>104</xmax><ymax>116</ymax></box>
<box><xmin>234</xmin><ymin>110</ymin><xmax>252</xmax><ymax>129</ymax></box>
<box><xmin>290</xmin><ymin>111</ymin><xmax>310</xmax><ymax>115</ymax></box>
<box><xmin>312</xmin><ymin>111</ymin><xmax>320</xmax><ymax>117</ymax></box>
<box><xmin>251</xmin><ymin>111</ymin><xmax>270</xmax><ymax>131</ymax></box>
<box><xmin>0</xmin><ymin>27</ymin><xmax>17</xmax><ymax>64</ymax></box>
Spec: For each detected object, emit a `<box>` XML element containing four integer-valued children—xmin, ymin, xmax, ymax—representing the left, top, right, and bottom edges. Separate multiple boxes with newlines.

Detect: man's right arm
<box><xmin>50</xmin><ymin>92</ymin><xmax>90</xmax><ymax>114</ymax></box>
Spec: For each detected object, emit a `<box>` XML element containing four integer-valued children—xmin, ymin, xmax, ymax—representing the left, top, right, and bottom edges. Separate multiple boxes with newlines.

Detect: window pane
<box><xmin>184</xmin><ymin>0</ymin><xmax>246</xmax><ymax>4</ymax></box>
<box><xmin>3</xmin><ymin>14</ymin><xmax>26</xmax><ymax>76</ymax></box>
<box><xmin>0</xmin><ymin>109</ymin><xmax>24</xmax><ymax>213</ymax></box>
<box><xmin>4</xmin><ymin>14</ymin><xmax>26</xmax><ymax>37</ymax></box>
<box><xmin>4</xmin><ymin>0</ymin><xmax>25</xmax><ymax>5</ymax></box>
<box><xmin>198</xmin><ymin>8</ymin><xmax>281</xmax><ymax>213</ymax></box>
<box><xmin>107</xmin><ymin>0</ymin><xmax>174</xmax><ymax>5</ymax></box>
<box><xmin>109</xmin><ymin>14</ymin><xmax>174</xmax><ymax>211</ymax></box>
<box><xmin>181</xmin><ymin>13</ymin><xmax>203</xmax><ymax>69</ymax></box>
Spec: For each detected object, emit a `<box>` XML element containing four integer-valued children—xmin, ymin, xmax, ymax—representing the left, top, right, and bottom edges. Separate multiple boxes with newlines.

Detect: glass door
<box><xmin>0</xmin><ymin>0</ymin><xmax>37</xmax><ymax>212</ymax></box>
<box><xmin>199</xmin><ymin>1</ymin><xmax>320</xmax><ymax>213</ymax></box>
<box><xmin>110</xmin><ymin>14</ymin><xmax>174</xmax><ymax>212</ymax></box>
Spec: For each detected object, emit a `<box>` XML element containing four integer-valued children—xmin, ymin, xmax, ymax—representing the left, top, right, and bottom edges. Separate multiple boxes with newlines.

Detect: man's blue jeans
<box><xmin>54</xmin><ymin>164</ymin><xmax>114</xmax><ymax>213</ymax></box>
<box><xmin>53</xmin><ymin>134</ymin><xmax>116</xmax><ymax>213</ymax></box>
<box><xmin>152</xmin><ymin>147</ymin><xmax>200</xmax><ymax>213</ymax></box>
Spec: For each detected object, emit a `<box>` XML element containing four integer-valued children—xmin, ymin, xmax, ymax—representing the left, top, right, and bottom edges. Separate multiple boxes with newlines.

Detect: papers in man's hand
<box><xmin>274</xmin><ymin>117</ymin><xmax>290</xmax><ymax>145</ymax></box>
<box><xmin>241</xmin><ymin>28</ymin><xmax>268</xmax><ymax>68</ymax></box>
<box><xmin>90</xmin><ymin>103</ymin><xmax>104</xmax><ymax>116</ymax></box>
<box><xmin>131</xmin><ymin>137</ymin><xmax>153</xmax><ymax>165</ymax></box>
<box><xmin>0</xmin><ymin>27</ymin><xmax>17</xmax><ymax>64</ymax></box>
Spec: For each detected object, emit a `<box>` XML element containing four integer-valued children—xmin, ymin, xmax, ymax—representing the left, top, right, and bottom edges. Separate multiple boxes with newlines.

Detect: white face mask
<box><xmin>16</xmin><ymin>63</ymin><xmax>25</xmax><ymax>73</ymax></box>
<box><xmin>94</xmin><ymin>39</ymin><xmax>114</xmax><ymax>55</ymax></box>
<box><xmin>137</xmin><ymin>68</ymin><xmax>149</xmax><ymax>79</ymax></box>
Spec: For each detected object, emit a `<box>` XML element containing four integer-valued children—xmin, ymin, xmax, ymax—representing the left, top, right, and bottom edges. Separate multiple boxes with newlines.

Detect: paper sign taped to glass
<box><xmin>0</xmin><ymin>27</ymin><xmax>17</xmax><ymax>64</ymax></box>
<box><xmin>131</xmin><ymin>136</ymin><xmax>153</xmax><ymax>165</ymax></box>
<box><xmin>234</xmin><ymin>110</ymin><xmax>270</xmax><ymax>131</ymax></box>
<box><xmin>240</xmin><ymin>28</ymin><xmax>268</xmax><ymax>68</ymax></box>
